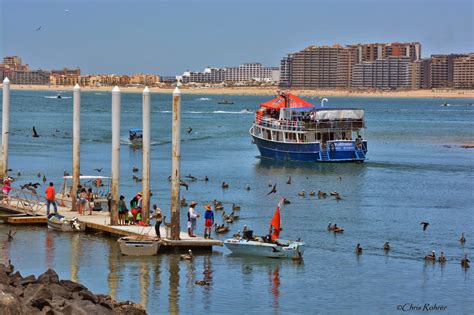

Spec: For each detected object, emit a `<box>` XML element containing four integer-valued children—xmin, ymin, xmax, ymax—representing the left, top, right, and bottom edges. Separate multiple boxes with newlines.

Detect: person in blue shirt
<box><xmin>203</xmin><ymin>204</ymin><xmax>214</xmax><ymax>239</ymax></box>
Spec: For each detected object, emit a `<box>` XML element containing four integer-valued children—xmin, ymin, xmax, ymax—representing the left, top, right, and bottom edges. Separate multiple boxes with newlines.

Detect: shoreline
<box><xmin>7</xmin><ymin>84</ymin><xmax>474</xmax><ymax>99</ymax></box>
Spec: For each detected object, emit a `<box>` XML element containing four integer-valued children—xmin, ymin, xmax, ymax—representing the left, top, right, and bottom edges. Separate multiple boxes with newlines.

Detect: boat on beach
<box><xmin>47</xmin><ymin>213</ymin><xmax>85</xmax><ymax>232</ymax></box>
<box><xmin>249</xmin><ymin>92</ymin><xmax>368</xmax><ymax>162</ymax></box>
<box><xmin>128</xmin><ymin>128</ymin><xmax>143</xmax><ymax>146</ymax></box>
<box><xmin>117</xmin><ymin>236</ymin><xmax>161</xmax><ymax>256</ymax></box>
<box><xmin>224</xmin><ymin>199</ymin><xmax>304</xmax><ymax>259</ymax></box>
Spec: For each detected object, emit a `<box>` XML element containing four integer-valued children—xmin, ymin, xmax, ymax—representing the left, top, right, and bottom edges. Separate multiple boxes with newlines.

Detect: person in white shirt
<box><xmin>188</xmin><ymin>201</ymin><xmax>199</xmax><ymax>237</ymax></box>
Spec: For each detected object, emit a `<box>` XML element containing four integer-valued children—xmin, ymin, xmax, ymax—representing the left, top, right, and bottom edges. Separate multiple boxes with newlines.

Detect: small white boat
<box><xmin>47</xmin><ymin>214</ymin><xmax>85</xmax><ymax>232</ymax></box>
<box><xmin>117</xmin><ymin>236</ymin><xmax>161</xmax><ymax>256</ymax></box>
<box><xmin>129</xmin><ymin>128</ymin><xmax>143</xmax><ymax>146</ymax></box>
<box><xmin>224</xmin><ymin>199</ymin><xmax>304</xmax><ymax>259</ymax></box>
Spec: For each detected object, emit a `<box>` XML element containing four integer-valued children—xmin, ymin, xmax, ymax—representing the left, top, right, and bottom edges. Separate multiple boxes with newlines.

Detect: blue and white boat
<box><xmin>128</xmin><ymin>128</ymin><xmax>143</xmax><ymax>146</ymax></box>
<box><xmin>250</xmin><ymin>93</ymin><xmax>368</xmax><ymax>162</ymax></box>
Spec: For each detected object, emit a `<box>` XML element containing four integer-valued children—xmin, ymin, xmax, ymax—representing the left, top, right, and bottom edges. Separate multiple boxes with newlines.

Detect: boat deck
<box><xmin>0</xmin><ymin>197</ymin><xmax>222</xmax><ymax>252</ymax></box>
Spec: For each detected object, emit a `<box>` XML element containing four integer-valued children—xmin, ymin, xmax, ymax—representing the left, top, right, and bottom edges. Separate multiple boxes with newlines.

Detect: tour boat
<box><xmin>117</xmin><ymin>236</ymin><xmax>161</xmax><ymax>256</ymax></box>
<box><xmin>47</xmin><ymin>213</ymin><xmax>85</xmax><ymax>232</ymax></box>
<box><xmin>129</xmin><ymin>128</ymin><xmax>143</xmax><ymax>146</ymax></box>
<box><xmin>224</xmin><ymin>199</ymin><xmax>304</xmax><ymax>259</ymax></box>
<box><xmin>58</xmin><ymin>175</ymin><xmax>111</xmax><ymax>212</ymax></box>
<box><xmin>249</xmin><ymin>92</ymin><xmax>368</xmax><ymax>162</ymax></box>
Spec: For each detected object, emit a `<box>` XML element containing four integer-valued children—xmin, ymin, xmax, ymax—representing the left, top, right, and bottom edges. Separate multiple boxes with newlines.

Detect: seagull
<box><xmin>32</xmin><ymin>126</ymin><xmax>40</xmax><ymax>137</ymax></box>
<box><xmin>132</xmin><ymin>166</ymin><xmax>139</xmax><ymax>173</ymax></box>
<box><xmin>420</xmin><ymin>222</ymin><xmax>430</xmax><ymax>231</ymax></box>
<box><xmin>35</xmin><ymin>26</ymin><xmax>42</xmax><ymax>31</ymax></box>
<box><xmin>94</xmin><ymin>168</ymin><xmax>103</xmax><ymax>173</ymax></box>
<box><xmin>286</xmin><ymin>176</ymin><xmax>292</xmax><ymax>185</ymax></box>
<box><xmin>266</xmin><ymin>183</ymin><xmax>277</xmax><ymax>195</ymax></box>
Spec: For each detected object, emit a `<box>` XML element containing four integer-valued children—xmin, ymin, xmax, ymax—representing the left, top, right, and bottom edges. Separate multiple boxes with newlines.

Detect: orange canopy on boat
<box><xmin>260</xmin><ymin>93</ymin><xmax>313</xmax><ymax>110</ymax></box>
<box><xmin>270</xmin><ymin>203</ymin><xmax>282</xmax><ymax>241</ymax></box>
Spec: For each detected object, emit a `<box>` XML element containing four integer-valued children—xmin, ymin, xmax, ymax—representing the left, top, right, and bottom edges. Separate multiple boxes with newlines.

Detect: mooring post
<box><xmin>110</xmin><ymin>86</ymin><xmax>121</xmax><ymax>225</ymax></box>
<box><xmin>170</xmin><ymin>87</ymin><xmax>181</xmax><ymax>240</ymax></box>
<box><xmin>1</xmin><ymin>77</ymin><xmax>11</xmax><ymax>179</ymax></box>
<box><xmin>72</xmin><ymin>84</ymin><xmax>81</xmax><ymax>211</ymax></box>
<box><xmin>142</xmin><ymin>86</ymin><xmax>151</xmax><ymax>224</ymax></box>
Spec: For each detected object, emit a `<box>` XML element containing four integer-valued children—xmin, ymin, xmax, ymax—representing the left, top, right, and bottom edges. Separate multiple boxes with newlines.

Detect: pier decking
<box><xmin>0</xmin><ymin>197</ymin><xmax>222</xmax><ymax>252</ymax></box>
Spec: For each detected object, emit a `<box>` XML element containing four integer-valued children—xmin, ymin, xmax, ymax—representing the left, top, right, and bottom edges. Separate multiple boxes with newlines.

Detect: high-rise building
<box><xmin>3</xmin><ymin>56</ymin><xmax>22</xmax><ymax>67</ymax></box>
<box><xmin>412</xmin><ymin>59</ymin><xmax>431</xmax><ymax>89</ymax></box>
<box><xmin>284</xmin><ymin>45</ymin><xmax>352</xmax><ymax>88</ymax></box>
<box><xmin>181</xmin><ymin>67</ymin><xmax>225</xmax><ymax>84</ymax></box>
<box><xmin>352</xmin><ymin>56</ymin><xmax>413</xmax><ymax>89</ymax></box>
<box><xmin>10</xmin><ymin>70</ymin><xmax>51</xmax><ymax>85</ymax></box>
<box><xmin>453</xmin><ymin>54</ymin><xmax>474</xmax><ymax>89</ymax></box>
<box><xmin>279</xmin><ymin>55</ymin><xmax>293</xmax><ymax>88</ymax></box>
<box><xmin>347</xmin><ymin>42</ymin><xmax>421</xmax><ymax>63</ymax></box>
<box><xmin>225</xmin><ymin>63</ymin><xmax>279</xmax><ymax>82</ymax></box>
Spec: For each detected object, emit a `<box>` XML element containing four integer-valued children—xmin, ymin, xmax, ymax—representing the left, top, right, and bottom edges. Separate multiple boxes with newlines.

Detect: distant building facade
<box><xmin>225</xmin><ymin>63</ymin><xmax>279</xmax><ymax>82</ymax></box>
<box><xmin>10</xmin><ymin>70</ymin><xmax>51</xmax><ymax>85</ymax></box>
<box><xmin>181</xmin><ymin>67</ymin><xmax>225</xmax><ymax>84</ymax></box>
<box><xmin>453</xmin><ymin>54</ymin><xmax>474</xmax><ymax>89</ymax></box>
<box><xmin>352</xmin><ymin>56</ymin><xmax>413</xmax><ymax>89</ymax></box>
<box><xmin>347</xmin><ymin>42</ymin><xmax>421</xmax><ymax>63</ymax></box>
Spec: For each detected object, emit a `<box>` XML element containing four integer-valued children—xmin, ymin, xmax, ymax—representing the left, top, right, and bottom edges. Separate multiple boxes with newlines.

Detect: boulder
<box><xmin>47</xmin><ymin>283</ymin><xmax>72</xmax><ymax>299</ymax></box>
<box><xmin>8</xmin><ymin>271</ymin><xmax>23</xmax><ymax>286</ymax></box>
<box><xmin>36</xmin><ymin>269</ymin><xmax>59</xmax><ymax>285</ymax></box>
<box><xmin>78</xmin><ymin>289</ymin><xmax>98</xmax><ymax>304</ymax></box>
<box><xmin>59</xmin><ymin>279</ymin><xmax>87</xmax><ymax>292</ymax></box>
<box><xmin>0</xmin><ymin>289</ymin><xmax>22</xmax><ymax>315</ymax></box>
<box><xmin>22</xmin><ymin>283</ymin><xmax>53</xmax><ymax>307</ymax></box>
<box><xmin>114</xmin><ymin>303</ymin><xmax>147</xmax><ymax>315</ymax></box>
<box><xmin>96</xmin><ymin>294</ymin><xmax>114</xmax><ymax>310</ymax></box>
<box><xmin>18</xmin><ymin>274</ymin><xmax>37</xmax><ymax>286</ymax></box>
<box><xmin>0</xmin><ymin>270</ymin><xmax>10</xmax><ymax>285</ymax></box>
<box><xmin>60</xmin><ymin>299</ymin><xmax>113</xmax><ymax>315</ymax></box>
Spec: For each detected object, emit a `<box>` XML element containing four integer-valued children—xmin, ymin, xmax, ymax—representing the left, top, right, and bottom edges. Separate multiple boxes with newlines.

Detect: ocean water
<box><xmin>0</xmin><ymin>90</ymin><xmax>473</xmax><ymax>314</ymax></box>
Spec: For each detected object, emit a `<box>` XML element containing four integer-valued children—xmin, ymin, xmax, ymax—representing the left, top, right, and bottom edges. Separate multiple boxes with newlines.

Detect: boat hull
<box><xmin>252</xmin><ymin>135</ymin><xmax>367</xmax><ymax>162</ymax></box>
<box><xmin>47</xmin><ymin>214</ymin><xmax>86</xmax><ymax>232</ymax></box>
<box><xmin>224</xmin><ymin>238</ymin><xmax>305</xmax><ymax>258</ymax></box>
<box><xmin>118</xmin><ymin>236</ymin><xmax>161</xmax><ymax>256</ymax></box>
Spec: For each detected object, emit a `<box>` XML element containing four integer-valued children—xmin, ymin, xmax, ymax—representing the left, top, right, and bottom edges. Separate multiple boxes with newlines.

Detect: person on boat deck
<box><xmin>118</xmin><ymin>195</ymin><xmax>128</xmax><ymax>225</ymax></box>
<box><xmin>150</xmin><ymin>204</ymin><xmax>163</xmax><ymax>239</ymax></box>
<box><xmin>45</xmin><ymin>182</ymin><xmax>58</xmax><ymax>216</ymax></box>
<box><xmin>188</xmin><ymin>201</ymin><xmax>199</xmax><ymax>237</ymax></box>
<box><xmin>203</xmin><ymin>204</ymin><xmax>214</xmax><ymax>239</ymax></box>
<box><xmin>86</xmin><ymin>188</ymin><xmax>94</xmax><ymax>215</ymax></box>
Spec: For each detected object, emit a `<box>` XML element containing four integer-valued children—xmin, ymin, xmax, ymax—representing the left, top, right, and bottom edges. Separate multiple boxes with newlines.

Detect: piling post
<box><xmin>142</xmin><ymin>87</ymin><xmax>151</xmax><ymax>223</ymax></box>
<box><xmin>170</xmin><ymin>87</ymin><xmax>181</xmax><ymax>240</ymax></box>
<box><xmin>72</xmin><ymin>84</ymin><xmax>81</xmax><ymax>211</ymax></box>
<box><xmin>110</xmin><ymin>86</ymin><xmax>121</xmax><ymax>225</ymax></box>
<box><xmin>1</xmin><ymin>77</ymin><xmax>11</xmax><ymax>179</ymax></box>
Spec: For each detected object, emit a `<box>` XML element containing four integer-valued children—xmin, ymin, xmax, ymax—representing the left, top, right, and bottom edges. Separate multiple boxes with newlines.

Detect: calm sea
<box><xmin>0</xmin><ymin>90</ymin><xmax>473</xmax><ymax>314</ymax></box>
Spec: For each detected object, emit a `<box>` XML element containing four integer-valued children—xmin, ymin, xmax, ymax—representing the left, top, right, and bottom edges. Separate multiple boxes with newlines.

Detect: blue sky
<box><xmin>1</xmin><ymin>0</ymin><xmax>473</xmax><ymax>75</ymax></box>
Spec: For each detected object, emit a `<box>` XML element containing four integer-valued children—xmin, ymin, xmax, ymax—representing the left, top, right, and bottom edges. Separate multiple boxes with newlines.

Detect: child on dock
<box><xmin>2</xmin><ymin>178</ymin><xmax>11</xmax><ymax>205</ymax></box>
<box><xmin>203</xmin><ymin>204</ymin><xmax>214</xmax><ymax>239</ymax></box>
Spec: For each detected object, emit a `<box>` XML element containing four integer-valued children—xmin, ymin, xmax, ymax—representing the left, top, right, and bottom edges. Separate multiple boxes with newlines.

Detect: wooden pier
<box><xmin>0</xmin><ymin>197</ymin><xmax>222</xmax><ymax>252</ymax></box>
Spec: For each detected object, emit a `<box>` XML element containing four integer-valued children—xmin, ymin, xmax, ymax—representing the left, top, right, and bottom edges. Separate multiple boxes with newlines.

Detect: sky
<box><xmin>1</xmin><ymin>0</ymin><xmax>473</xmax><ymax>76</ymax></box>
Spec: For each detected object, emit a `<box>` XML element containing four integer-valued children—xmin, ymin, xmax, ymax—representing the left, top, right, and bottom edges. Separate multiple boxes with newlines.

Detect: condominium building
<box><xmin>352</xmin><ymin>56</ymin><xmax>413</xmax><ymax>89</ymax></box>
<box><xmin>10</xmin><ymin>70</ymin><xmax>51</xmax><ymax>85</ymax></box>
<box><xmin>453</xmin><ymin>54</ymin><xmax>474</xmax><ymax>89</ymax></box>
<box><xmin>181</xmin><ymin>67</ymin><xmax>225</xmax><ymax>84</ymax></box>
<box><xmin>412</xmin><ymin>59</ymin><xmax>431</xmax><ymax>89</ymax></box>
<box><xmin>283</xmin><ymin>45</ymin><xmax>352</xmax><ymax>88</ymax></box>
<box><xmin>51</xmin><ymin>67</ymin><xmax>81</xmax><ymax>76</ymax></box>
<box><xmin>347</xmin><ymin>42</ymin><xmax>421</xmax><ymax>63</ymax></box>
<box><xmin>224</xmin><ymin>63</ymin><xmax>279</xmax><ymax>82</ymax></box>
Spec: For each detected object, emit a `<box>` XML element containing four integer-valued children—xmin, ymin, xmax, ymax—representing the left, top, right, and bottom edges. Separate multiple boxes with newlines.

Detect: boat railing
<box><xmin>255</xmin><ymin>117</ymin><xmax>364</xmax><ymax>132</ymax></box>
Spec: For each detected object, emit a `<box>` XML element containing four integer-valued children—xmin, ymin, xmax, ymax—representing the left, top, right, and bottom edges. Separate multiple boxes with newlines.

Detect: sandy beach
<box><xmin>7</xmin><ymin>84</ymin><xmax>474</xmax><ymax>99</ymax></box>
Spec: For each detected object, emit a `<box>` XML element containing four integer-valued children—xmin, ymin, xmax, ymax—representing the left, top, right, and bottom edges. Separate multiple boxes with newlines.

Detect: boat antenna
<box><xmin>321</xmin><ymin>98</ymin><xmax>328</xmax><ymax>107</ymax></box>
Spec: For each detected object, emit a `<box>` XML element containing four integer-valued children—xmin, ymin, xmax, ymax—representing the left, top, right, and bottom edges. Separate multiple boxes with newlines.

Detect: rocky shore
<box><xmin>0</xmin><ymin>261</ymin><xmax>146</xmax><ymax>314</ymax></box>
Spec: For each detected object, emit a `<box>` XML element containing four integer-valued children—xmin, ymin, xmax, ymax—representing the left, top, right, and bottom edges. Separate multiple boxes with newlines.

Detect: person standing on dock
<box><xmin>45</xmin><ymin>182</ymin><xmax>58</xmax><ymax>216</ymax></box>
<box><xmin>150</xmin><ymin>204</ymin><xmax>163</xmax><ymax>239</ymax></box>
<box><xmin>2</xmin><ymin>178</ymin><xmax>12</xmax><ymax>205</ymax></box>
<box><xmin>203</xmin><ymin>204</ymin><xmax>214</xmax><ymax>239</ymax></box>
<box><xmin>188</xmin><ymin>201</ymin><xmax>199</xmax><ymax>237</ymax></box>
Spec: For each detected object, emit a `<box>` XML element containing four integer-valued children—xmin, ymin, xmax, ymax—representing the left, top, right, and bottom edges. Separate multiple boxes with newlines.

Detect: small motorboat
<box><xmin>217</xmin><ymin>100</ymin><xmax>234</xmax><ymax>105</ymax></box>
<box><xmin>129</xmin><ymin>128</ymin><xmax>143</xmax><ymax>146</ymax></box>
<box><xmin>224</xmin><ymin>199</ymin><xmax>304</xmax><ymax>259</ymax></box>
<box><xmin>47</xmin><ymin>213</ymin><xmax>85</xmax><ymax>232</ymax></box>
<box><xmin>117</xmin><ymin>236</ymin><xmax>161</xmax><ymax>256</ymax></box>
<box><xmin>57</xmin><ymin>94</ymin><xmax>62</xmax><ymax>99</ymax></box>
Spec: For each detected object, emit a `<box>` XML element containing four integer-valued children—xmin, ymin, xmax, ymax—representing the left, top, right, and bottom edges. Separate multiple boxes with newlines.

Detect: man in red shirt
<box><xmin>45</xmin><ymin>182</ymin><xmax>58</xmax><ymax>216</ymax></box>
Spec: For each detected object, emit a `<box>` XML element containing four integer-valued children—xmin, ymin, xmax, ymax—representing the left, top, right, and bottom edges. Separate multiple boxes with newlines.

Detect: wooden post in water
<box><xmin>1</xmin><ymin>77</ymin><xmax>10</xmax><ymax>179</ymax></box>
<box><xmin>170</xmin><ymin>87</ymin><xmax>181</xmax><ymax>240</ymax></box>
<box><xmin>110</xmin><ymin>86</ymin><xmax>121</xmax><ymax>225</ymax></box>
<box><xmin>142</xmin><ymin>87</ymin><xmax>151</xmax><ymax>224</ymax></box>
<box><xmin>72</xmin><ymin>84</ymin><xmax>81</xmax><ymax>211</ymax></box>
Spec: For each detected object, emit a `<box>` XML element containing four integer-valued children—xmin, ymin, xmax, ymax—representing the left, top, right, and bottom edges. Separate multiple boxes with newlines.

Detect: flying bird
<box><xmin>35</xmin><ymin>26</ymin><xmax>42</xmax><ymax>31</ymax></box>
<box><xmin>286</xmin><ymin>176</ymin><xmax>292</xmax><ymax>185</ymax></box>
<box><xmin>32</xmin><ymin>126</ymin><xmax>40</xmax><ymax>137</ymax></box>
<box><xmin>420</xmin><ymin>222</ymin><xmax>430</xmax><ymax>231</ymax></box>
<box><xmin>94</xmin><ymin>168</ymin><xmax>103</xmax><ymax>173</ymax></box>
<box><xmin>267</xmin><ymin>183</ymin><xmax>277</xmax><ymax>195</ymax></box>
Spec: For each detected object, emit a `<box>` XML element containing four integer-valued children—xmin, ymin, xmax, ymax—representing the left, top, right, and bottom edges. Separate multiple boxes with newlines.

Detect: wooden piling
<box><xmin>170</xmin><ymin>87</ymin><xmax>181</xmax><ymax>240</ymax></box>
<box><xmin>72</xmin><ymin>84</ymin><xmax>81</xmax><ymax>211</ymax></box>
<box><xmin>1</xmin><ymin>77</ymin><xmax>10</xmax><ymax>179</ymax></box>
<box><xmin>110</xmin><ymin>86</ymin><xmax>121</xmax><ymax>225</ymax></box>
<box><xmin>142</xmin><ymin>87</ymin><xmax>151</xmax><ymax>223</ymax></box>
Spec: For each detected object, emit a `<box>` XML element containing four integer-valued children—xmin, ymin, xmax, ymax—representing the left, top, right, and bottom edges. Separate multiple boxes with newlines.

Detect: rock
<box><xmin>18</xmin><ymin>274</ymin><xmax>37</xmax><ymax>286</ymax></box>
<box><xmin>30</xmin><ymin>297</ymin><xmax>52</xmax><ymax>310</ymax></box>
<box><xmin>0</xmin><ymin>270</ymin><xmax>9</xmax><ymax>285</ymax></box>
<box><xmin>96</xmin><ymin>294</ymin><xmax>114</xmax><ymax>310</ymax></box>
<box><xmin>59</xmin><ymin>279</ymin><xmax>87</xmax><ymax>292</ymax></box>
<box><xmin>22</xmin><ymin>283</ymin><xmax>53</xmax><ymax>307</ymax></box>
<box><xmin>48</xmin><ymin>283</ymin><xmax>72</xmax><ymax>299</ymax></box>
<box><xmin>8</xmin><ymin>271</ymin><xmax>23</xmax><ymax>286</ymax></box>
<box><xmin>60</xmin><ymin>299</ymin><xmax>113</xmax><ymax>315</ymax></box>
<box><xmin>36</xmin><ymin>269</ymin><xmax>59</xmax><ymax>285</ymax></box>
<box><xmin>114</xmin><ymin>303</ymin><xmax>147</xmax><ymax>315</ymax></box>
<box><xmin>0</xmin><ymin>289</ymin><xmax>22</xmax><ymax>315</ymax></box>
<box><xmin>78</xmin><ymin>289</ymin><xmax>98</xmax><ymax>304</ymax></box>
